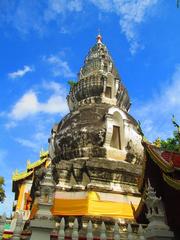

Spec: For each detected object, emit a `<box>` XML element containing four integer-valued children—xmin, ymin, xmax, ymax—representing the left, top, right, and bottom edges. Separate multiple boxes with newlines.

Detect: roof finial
<box><xmin>96</xmin><ymin>31</ymin><xmax>102</xmax><ymax>44</ymax></box>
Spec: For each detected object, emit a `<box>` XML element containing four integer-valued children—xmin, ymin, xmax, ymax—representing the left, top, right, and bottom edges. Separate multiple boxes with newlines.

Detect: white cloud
<box><xmin>0</xmin><ymin>0</ymin><xmax>158</xmax><ymax>54</ymax></box>
<box><xmin>90</xmin><ymin>0</ymin><xmax>158</xmax><ymax>54</ymax></box>
<box><xmin>68</xmin><ymin>0</ymin><xmax>83</xmax><ymax>11</ymax></box>
<box><xmin>41</xmin><ymin>95</ymin><xmax>68</xmax><ymax>113</ymax></box>
<box><xmin>44</xmin><ymin>55</ymin><xmax>75</xmax><ymax>78</ymax></box>
<box><xmin>16</xmin><ymin>130</ymin><xmax>49</xmax><ymax>152</ymax></box>
<box><xmin>16</xmin><ymin>138</ymin><xmax>38</xmax><ymax>150</ymax></box>
<box><xmin>44</xmin><ymin>0</ymin><xmax>83</xmax><ymax>21</ymax></box>
<box><xmin>10</xmin><ymin>90</ymin><xmax>39</xmax><ymax>120</ymax></box>
<box><xmin>42</xmin><ymin>80</ymin><xmax>63</xmax><ymax>93</ymax></box>
<box><xmin>9</xmin><ymin>81</ymin><xmax>68</xmax><ymax>120</ymax></box>
<box><xmin>132</xmin><ymin>64</ymin><xmax>180</xmax><ymax>141</ymax></box>
<box><xmin>34</xmin><ymin>131</ymin><xmax>49</xmax><ymax>143</ymax></box>
<box><xmin>0</xmin><ymin>0</ymin><xmax>83</xmax><ymax>35</ymax></box>
<box><xmin>8</xmin><ymin>65</ymin><xmax>33</xmax><ymax>79</ymax></box>
<box><xmin>15</xmin><ymin>123</ymin><xmax>51</xmax><ymax>152</ymax></box>
<box><xmin>7</xmin><ymin>81</ymin><xmax>69</xmax><ymax>153</ymax></box>
<box><xmin>0</xmin><ymin>1</ymin><xmax>46</xmax><ymax>35</ymax></box>
<box><xmin>4</xmin><ymin>121</ymin><xmax>17</xmax><ymax>129</ymax></box>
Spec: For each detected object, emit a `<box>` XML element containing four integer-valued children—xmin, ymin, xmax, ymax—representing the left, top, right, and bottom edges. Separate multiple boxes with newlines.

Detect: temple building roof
<box><xmin>145</xmin><ymin>142</ymin><xmax>180</xmax><ymax>170</ymax></box>
<box><xmin>12</xmin><ymin>170</ymin><xmax>33</xmax><ymax>182</ymax></box>
<box><xmin>27</xmin><ymin>150</ymin><xmax>49</xmax><ymax>170</ymax></box>
<box><xmin>135</xmin><ymin>141</ymin><xmax>180</xmax><ymax>230</ymax></box>
<box><xmin>12</xmin><ymin>150</ymin><xmax>49</xmax><ymax>192</ymax></box>
<box><xmin>139</xmin><ymin>141</ymin><xmax>180</xmax><ymax>191</ymax></box>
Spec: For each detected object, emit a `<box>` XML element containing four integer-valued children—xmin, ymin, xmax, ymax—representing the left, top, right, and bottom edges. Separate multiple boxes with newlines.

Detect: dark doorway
<box><xmin>110</xmin><ymin>126</ymin><xmax>121</xmax><ymax>149</ymax></box>
<box><xmin>105</xmin><ymin>86</ymin><xmax>112</xmax><ymax>98</ymax></box>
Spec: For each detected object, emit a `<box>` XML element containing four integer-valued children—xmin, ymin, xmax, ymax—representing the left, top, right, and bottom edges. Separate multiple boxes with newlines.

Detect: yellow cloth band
<box><xmin>51</xmin><ymin>191</ymin><xmax>138</xmax><ymax>219</ymax></box>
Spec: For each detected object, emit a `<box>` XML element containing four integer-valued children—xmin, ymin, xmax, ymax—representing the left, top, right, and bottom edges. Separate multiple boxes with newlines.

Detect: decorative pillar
<box><xmin>72</xmin><ymin>161</ymin><xmax>85</xmax><ymax>190</ymax></box>
<box><xmin>86</xmin><ymin>220</ymin><xmax>93</xmax><ymax>240</ymax></box>
<box><xmin>104</xmin><ymin>113</ymin><xmax>113</xmax><ymax>147</ymax></box>
<box><xmin>30</xmin><ymin>165</ymin><xmax>56</xmax><ymax>240</ymax></box>
<box><xmin>100</xmin><ymin>222</ymin><xmax>107</xmax><ymax>240</ymax></box>
<box><xmin>127</xmin><ymin>224</ymin><xmax>134</xmax><ymax>240</ymax></box>
<box><xmin>72</xmin><ymin>218</ymin><xmax>79</xmax><ymax>240</ymax></box>
<box><xmin>138</xmin><ymin>224</ymin><xmax>145</xmax><ymax>240</ymax></box>
<box><xmin>58</xmin><ymin>218</ymin><xmax>65</xmax><ymax>240</ymax></box>
<box><xmin>144</xmin><ymin>180</ymin><xmax>174</xmax><ymax>240</ymax></box>
<box><xmin>114</xmin><ymin>222</ymin><xmax>120</xmax><ymax>240</ymax></box>
<box><xmin>56</xmin><ymin>161</ymin><xmax>72</xmax><ymax>190</ymax></box>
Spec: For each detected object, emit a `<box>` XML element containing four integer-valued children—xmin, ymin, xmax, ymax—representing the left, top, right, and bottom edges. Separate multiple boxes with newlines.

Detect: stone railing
<box><xmin>0</xmin><ymin>215</ymin><xmax>175</xmax><ymax>240</ymax></box>
<box><xmin>0</xmin><ymin>213</ymin><xmax>145</xmax><ymax>240</ymax></box>
<box><xmin>0</xmin><ymin>181</ymin><xmax>174</xmax><ymax>240</ymax></box>
<box><xmin>51</xmin><ymin>218</ymin><xmax>146</xmax><ymax>240</ymax></box>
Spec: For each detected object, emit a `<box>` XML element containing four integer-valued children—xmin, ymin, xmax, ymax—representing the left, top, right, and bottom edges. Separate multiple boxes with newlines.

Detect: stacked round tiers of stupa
<box><xmin>48</xmin><ymin>35</ymin><xmax>144</xmax><ymax>224</ymax></box>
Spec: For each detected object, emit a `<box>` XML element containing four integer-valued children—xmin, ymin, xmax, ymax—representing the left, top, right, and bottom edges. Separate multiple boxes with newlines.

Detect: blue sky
<box><xmin>0</xmin><ymin>0</ymin><xmax>180</xmax><ymax>215</ymax></box>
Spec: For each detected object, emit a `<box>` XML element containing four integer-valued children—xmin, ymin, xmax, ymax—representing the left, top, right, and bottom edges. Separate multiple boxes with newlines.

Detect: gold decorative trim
<box><xmin>27</xmin><ymin>158</ymin><xmax>47</xmax><ymax>170</ymax></box>
<box><xmin>40</xmin><ymin>150</ymin><xmax>49</xmax><ymax>159</ymax></box>
<box><xmin>163</xmin><ymin>173</ymin><xmax>180</xmax><ymax>190</ymax></box>
<box><xmin>13</xmin><ymin>151</ymin><xmax>49</xmax><ymax>182</ymax></box>
<box><xmin>27</xmin><ymin>150</ymin><xmax>49</xmax><ymax>170</ymax></box>
<box><xmin>12</xmin><ymin>170</ymin><xmax>33</xmax><ymax>182</ymax></box>
<box><xmin>146</xmin><ymin>144</ymin><xmax>174</xmax><ymax>173</ymax></box>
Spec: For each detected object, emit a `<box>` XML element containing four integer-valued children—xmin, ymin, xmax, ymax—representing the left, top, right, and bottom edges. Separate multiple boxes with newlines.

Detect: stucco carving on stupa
<box><xmin>48</xmin><ymin>34</ymin><xmax>144</xmax><ymax>193</ymax></box>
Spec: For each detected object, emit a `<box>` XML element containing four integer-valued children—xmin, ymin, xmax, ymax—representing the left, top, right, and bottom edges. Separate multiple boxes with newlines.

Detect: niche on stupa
<box><xmin>105</xmin><ymin>86</ymin><xmax>112</xmax><ymax>98</ymax></box>
<box><xmin>110</xmin><ymin>125</ymin><xmax>121</xmax><ymax>149</ymax></box>
<box><xmin>104</xmin><ymin>108</ymin><xmax>125</xmax><ymax>149</ymax></box>
<box><xmin>104</xmin><ymin>74</ymin><xmax>117</xmax><ymax>100</ymax></box>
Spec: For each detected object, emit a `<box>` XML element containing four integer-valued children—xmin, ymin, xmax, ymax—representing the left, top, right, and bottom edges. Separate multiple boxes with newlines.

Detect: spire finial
<box><xmin>96</xmin><ymin>33</ymin><xmax>102</xmax><ymax>44</ymax></box>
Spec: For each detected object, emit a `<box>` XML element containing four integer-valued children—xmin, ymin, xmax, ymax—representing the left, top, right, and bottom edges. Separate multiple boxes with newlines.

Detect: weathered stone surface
<box><xmin>47</xmin><ymin>35</ymin><xmax>144</xmax><ymax>222</ymax></box>
<box><xmin>52</xmin><ymin>103</ymin><xmax>143</xmax><ymax>164</ymax></box>
<box><xmin>54</xmin><ymin>104</ymin><xmax>108</xmax><ymax>160</ymax></box>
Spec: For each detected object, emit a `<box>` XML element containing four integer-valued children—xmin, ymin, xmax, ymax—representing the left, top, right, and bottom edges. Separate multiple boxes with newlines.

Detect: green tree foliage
<box><xmin>68</xmin><ymin>80</ymin><xmax>78</xmax><ymax>87</ymax></box>
<box><xmin>153</xmin><ymin>116</ymin><xmax>180</xmax><ymax>152</ymax></box>
<box><xmin>0</xmin><ymin>176</ymin><xmax>5</xmax><ymax>203</ymax></box>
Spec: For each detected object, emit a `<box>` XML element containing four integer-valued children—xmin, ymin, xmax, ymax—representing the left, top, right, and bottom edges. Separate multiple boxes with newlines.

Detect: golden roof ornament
<box><xmin>27</xmin><ymin>159</ymin><xmax>31</xmax><ymax>168</ymax></box>
<box><xmin>13</xmin><ymin>169</ymin><xmax>18</xmax><ymax>176</ymax></box>
<box><xmin>40</xmin><ymin>148</ymin><xmax>48</xmax><ymax>158</ymax></box>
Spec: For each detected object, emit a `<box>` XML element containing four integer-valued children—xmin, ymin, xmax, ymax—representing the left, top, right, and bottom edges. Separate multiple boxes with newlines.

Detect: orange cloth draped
<box><xmin>51</xmin><ymin>192</ymin><xmax>138</xmax><ymax>219</ymax></box>
<box><xmin>30</xmin><ymin>203</ymin><xmax>38</xmax><ymax>219</ymax></box>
